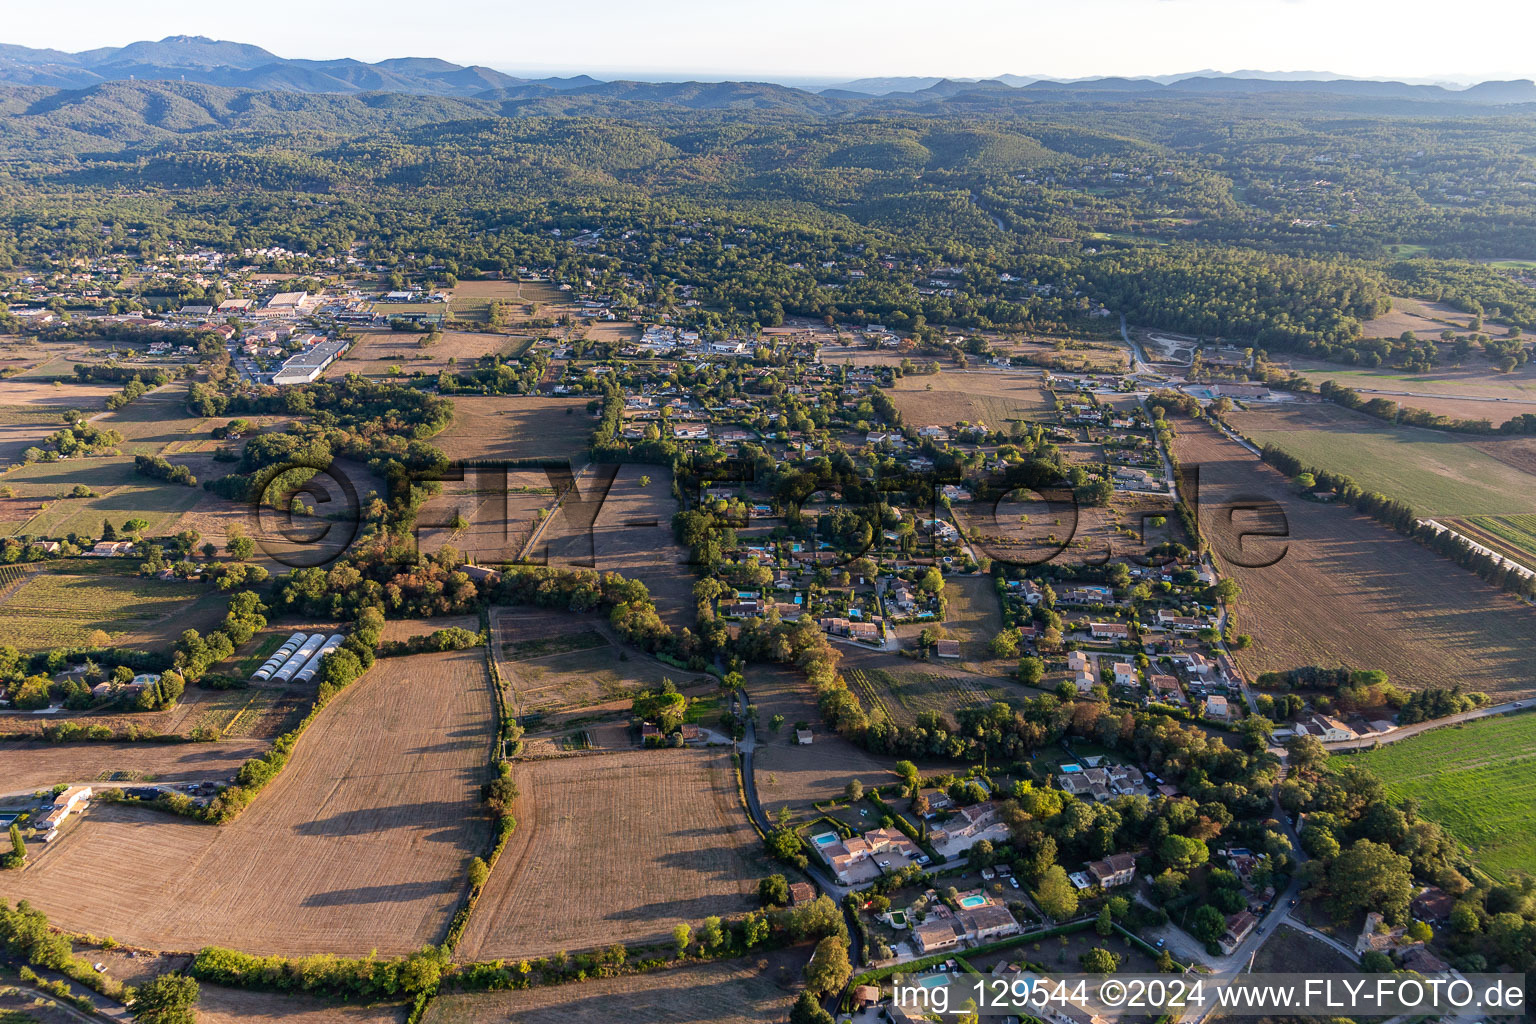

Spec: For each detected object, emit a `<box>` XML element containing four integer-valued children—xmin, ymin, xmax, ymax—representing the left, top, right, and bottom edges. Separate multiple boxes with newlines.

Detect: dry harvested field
<box><xmin>938</xmin><ymin>573</ymin><xmax>1004</xmax><ymax>660</ymax></box>
<box><xmin>1471</xmin><ymin>435</ymin><xmax>1536</xmax><ymax>475</ymax></box>
<box><xmin>88</xmin><ymin>383</ymin><xmax>212</xmax><ymax>456</ymax></box>
<box><xmin>489</xmin><ymin>605</ymin><xmax>704</xmax><ymax>715</ymax></box>
<box><xmin>326</xmin><ymin>330</ymin><xmax>530</xmax><ymax>377</ymax></box>
<box><xmin>1172</xmin><ymin>418</ymin><xmax>1536</xmax><ymax>699</ymax></box>
<box><xmin>888</xmin><ymin>372</ymin><xmax>1052</xmax><ymax>428</ymax></box>
<box><xmin>1360</xmin><ymin>295</ymin><xmax>1483</xmax><ymax>340</ymax></box>
<box><xmin>433</xmin><ymin>395</ymin><xmax>593</xmax><ymax>464</ymax></box>
<box><xmin>456</xmin><ymin>747</ymin><xmax>760</xmax><ymax>961</ymax></box>
<box><xmin>0</xmin><ymin>377</ymin><xmax>121</xmax><ymax>409</ymax></box>
<box><xmin>0</xmin><ymin>739</ymin><xmax>266</xmax><ymax>794</ymax></box>
<box><xmin>956</xmin><ymin>486</ymin><xmax>1175</xmax><ymax>570</ymax></box>
<box><xmin>1360</xmin><ymin>392</ymin><xmax>1536</xmax><ymax>428</ymax></box>
<box><xmin>1288</xmin><ymin>360</ymin><xmax>1536</xmax><ymax>411</ymax></box>
<box><xmin>0</xmin><ymin>648</ymin><xmax>495</xmax><ymax>954</ymax></box>
<box><xmin>1005</xmin><ymin>335</ymin><xmax>1128</xmax><ymax>373</ymax></box>
<box><xmin>424</xmin><ymin>951</ymin><xmax>805</xmax><ymax>1024</ymax></box>
<box><xmin>197</xmin><ymin>985</ymin><xmax>408</xmax><ymax>1024</ymax></box>
<box><xmin>378</xmin><ymin>614</ymin><xmax>482</xmax><ymax>643</ymax></box>
<box><xmin>747</xmin><ymin>666</ymin><xmax>900</xmax><ymax>821</ymax></box>
<box><xmin>448</xmin><ymin>279</ymin><xmax>565</xmax><ymax>323</ymax></box>
<box><xmin>414</xmin><ymin>466</ymin><xmax>555</xmax><ymax>564</ymax></box>
<box><xmin>489</xmin><ymin>607</ymin><xmax>715</xmax><ymax>751</ymax></box>
<box><xmin>538</xmin><ymin>463</ymin><xmax>693</xmax><ymax>626</ymax></box>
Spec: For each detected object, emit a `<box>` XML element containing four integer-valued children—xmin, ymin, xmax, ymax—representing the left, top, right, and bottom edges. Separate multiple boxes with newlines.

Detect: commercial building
<box><xmin>273</xmin><ymin>338</ymin><xmax>349</xmax><ymax>385</ymax></box>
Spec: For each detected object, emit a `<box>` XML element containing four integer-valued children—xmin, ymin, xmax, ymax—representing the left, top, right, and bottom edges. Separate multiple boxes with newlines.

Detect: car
<box><xmin>1009</xmin><ymin>878</ymin><xmax>1019</xmax><ymax>889</ymax></box>
<box><xmin>93</xmin><ymin>963</ymin><xmax>106</xmax><ymax>973</ymax></box>
<box><xmin>1288</xmin><ymin>898</ymin><xmax>1297</xmax><ymax>907</ymax></box>
<box><xmin>1155</xmin><ymin>938</ymin><xmax>1166</xmax><ymax>949</ymax></box>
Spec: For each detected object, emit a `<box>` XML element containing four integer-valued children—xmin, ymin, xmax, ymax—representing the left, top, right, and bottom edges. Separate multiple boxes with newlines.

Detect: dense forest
<box><xmin>3</xmin><ymin>81</ymin><xmax>1536</xmax><ymax>346</ymax></box>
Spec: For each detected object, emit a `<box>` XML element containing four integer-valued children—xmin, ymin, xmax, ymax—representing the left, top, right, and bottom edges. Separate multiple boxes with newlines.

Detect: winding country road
<box><xmin>1323</xmin><ymin>701</ymin><xmax>1530</xmax><ymax>752</ymax></box>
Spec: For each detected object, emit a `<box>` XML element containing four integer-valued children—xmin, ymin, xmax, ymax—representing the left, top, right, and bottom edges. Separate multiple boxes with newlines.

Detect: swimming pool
<box><xmin>811</xmin><ymin>832</ymin><xmax>839</xmax><ymax>848</ymax></box>
<box><xmin>959</xmin><ymin>894</ymin><xmax>988</xmax><ymax>909</ymax></box>
<box><xmin>1060</xmin><ymin>763</ymin><xmax>1083</xmax><ymax>774</ymax></box>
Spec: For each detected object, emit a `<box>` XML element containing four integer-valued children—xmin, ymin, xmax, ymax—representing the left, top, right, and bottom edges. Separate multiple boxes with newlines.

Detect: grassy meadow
<box><xmin>1349</xmin><ymin>712</ymin><xmax>1536</xmax><ymax>881</ymax></box>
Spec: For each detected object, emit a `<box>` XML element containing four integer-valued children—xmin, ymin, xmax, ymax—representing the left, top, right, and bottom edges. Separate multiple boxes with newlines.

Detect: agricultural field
<box><xmin>413</xmin><ymin>465</ymin><xmax>556</xmax><ymax>565</ymax></box>
<box><xmin>326</xmin><ymin>330</ymin><xmax>531</xmax><ymax>377</ymax></box>
<box><xmin>747</xmin><ymin>666</ymin><xmax>902</xmax><ymax>822</ymax></box>
<box><xmin>0</xmin><ymin>569</ymin><xmax>210</xmax><ymax>651</ymax></box>
<box><xmin>1287</xmin><ymin>358</ymin><xmax>1536</xmax><ymax>409</ymax></box>
<box><xmin>887</xmin><ymin>372</ymin><xmax>1053</xmax><ymax>429</ymax></box>
<box><xmin>455</xmin><ymin>748</ymin><xmax>761</xmax><ymax>961</ymax></box>
<box><xmin>378</xmin><ymin>614</ymin><xmax>481</xmax><ymax>643</ymax></box>
<box><xmin>1345</xmin><ymin>712</ymin><xmax>1536</xmax><ymax>881</ymax></box>
<box><xmin>87</xmin><ymin>383</ymin><xmax>213</xmax><ymax>455</ymax></box>
<box><xmin>447</xmin><ymin>279</ymin><xmax>565</xmax><ymax>323</ymax></box>
<box><xmin>0</xmin><ymin>739</ymin><xmax>266</xmax><ymax>794</ymax></box>
<box><xmin>1004</xmin><ymin>335</ymin><xmax>1128</xmax><ymax>373</ymax></box>
<box><xmin>1171</xmin><ymin>418</ymin><xmax>1536</xmax><ymax>700</ymax></box>
<box><xmin>1227</xmin><ymin>402</ymin><xmax>1536</xmax><ymax>517</ymax></box>
<box><xmin>1445</xmin><ymin>514</ymin><xmax>1536</xmax><ymax>571</ymax></box>
<box><xmin>0</xmin><ymin>648</ymin><xmax>496</xmax><ymax>955</ymax></box>
<box><xmin>0</xmin><ymin>377</ymin><xmax>121</xmax><ymax>410</ymax></box>
<box><xmin>0</xmin><ymin>457</ymin><xmax>206</xmax><ymax>539</ymax></box>
<box><xmin>423</xmin><ymin>949</ymin><xmax>805</xmax><ymax>1024</ymax></box>
<box><xmin>196</xmin><ymin>985</ymin><xmax>408</xmax><ymax>1024</ymax></box>
<box><xmin>936</xmin><ymin>573</ymin><xmax>1004</xmax><ymax>660</ymax></box>
<box><xmin>490</xmin><ymin>605</ymin><xmax>711</xmax><ymax>716</ymax></box>
<box><xmin>539</xmin><ymin>463</ymin><xmax>694</xmax><ymax>627</ymax></box>
<box><xmin>432</xmin><ymin>395</ymin><xmax>594</xmax><ymax>464</ymax></box>
<box><xmin>844</xmin><ymin>663</ymin><xmax>1012</xmax><ymax>728</ymax></box>
<box><xmin>0</xmin><ymin>411</ymin><xmax>68</xmax><ymax>471</ymax></box>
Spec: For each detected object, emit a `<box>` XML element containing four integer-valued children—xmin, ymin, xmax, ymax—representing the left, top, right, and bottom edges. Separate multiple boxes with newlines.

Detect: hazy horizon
<box><xmin>6</xmin><ymin>0</ymin><xmax>1532</xmax><ymax>86</ymax></box>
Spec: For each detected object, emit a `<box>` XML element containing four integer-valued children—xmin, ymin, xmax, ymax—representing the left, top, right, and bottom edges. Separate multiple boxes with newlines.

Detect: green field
<box><xmin>1231</xmin><ymin>405</ymin><xmax>1536</xmax><ymax>516</ymax></box>
<box><xmin>1349</xmin><ymin>712</ymin><xmax>1536</xmax><ymax>881</ymax></box>
<box><xmin>0</xmin><ymin>571</ymin><xmax>206</xmax><ymax>650</ymax></box>
<box><xmin>0</xmin><ymin>457</ymin><xmax>203</xmax><ymax>538</ymax></box>
<box><xmin>1463</xmin><ymin>514</ymin><xmax>1536</xmax><ymax>565</ymax></box>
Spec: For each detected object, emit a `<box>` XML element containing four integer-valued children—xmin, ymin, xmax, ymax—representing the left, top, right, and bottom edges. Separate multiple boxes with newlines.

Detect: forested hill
<box><xmin>2</xmin><ymin>35</ymin><xmax>1534</xmax><ymax>106</ymax></box>
<box><xmin>3</xmin><ymin>76</ymin><xmax>1536</xmax><ymax>354</ymax></box>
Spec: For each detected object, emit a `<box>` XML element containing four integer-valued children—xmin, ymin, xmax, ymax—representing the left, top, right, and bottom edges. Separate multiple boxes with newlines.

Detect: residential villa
<box><xmin>1086</xmin><ymin>852</ymin><xmax>1137</xmax><ymax>888</ymax></box>
<box><xmin>929</xmin><ymin>801</ymin><xmax>1008</xmax><ymax>858</ymax></box>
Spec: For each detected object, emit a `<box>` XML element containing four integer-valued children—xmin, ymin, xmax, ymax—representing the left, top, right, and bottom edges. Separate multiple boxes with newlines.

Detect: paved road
<box><xmin>1323</xmin><ymin>701</ymin><xmax>1530</xmax><ymax>752</ymax></box>
<box><xmin>1274</xmin><ymin>915</ymin><xmax>1361</xmax><ymax>963</ymax></box>
<box><xmin>733</xmin><ymin>688</ymin><xmax>857</xmax><ymax>903</ymax></box>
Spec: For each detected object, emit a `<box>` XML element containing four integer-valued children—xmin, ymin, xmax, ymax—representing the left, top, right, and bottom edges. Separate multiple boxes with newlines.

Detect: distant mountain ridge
<box><xmin>0</xmin><ymin>36</ymin><xmax>1531</xmax><ymax>106</ymax></box>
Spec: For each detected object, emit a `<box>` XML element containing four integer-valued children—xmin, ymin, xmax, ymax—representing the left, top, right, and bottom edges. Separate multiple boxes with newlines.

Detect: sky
<box><xmin>5</xmin><ymin>0</ymin><xmax>1534</xmax><ymax>85</ymax></box>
